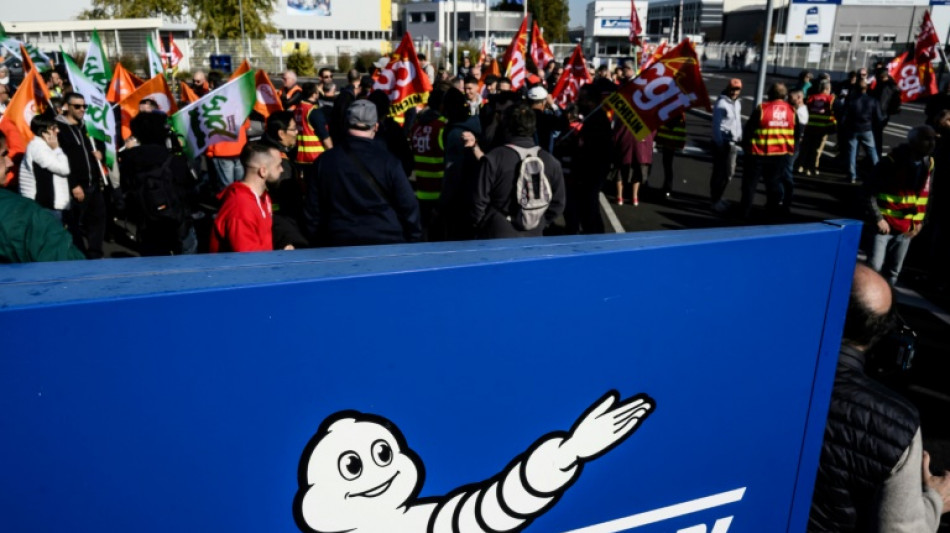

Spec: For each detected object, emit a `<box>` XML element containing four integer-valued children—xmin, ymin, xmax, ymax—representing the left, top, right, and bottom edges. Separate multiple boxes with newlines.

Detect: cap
<box><xmin>622</xmin><ymin>59</ymin><xmax>636</xmax><ymax>70</ymax></box>
<box><xmin>728</xmin><ymin>78</ymin><xmax>743</xmax><ymax>90</ymax></box>
<box><xmin>527</xmin><ymin>85</ymin><xmax>548</xmax><ymax>101</ymax></box>
<box><xmin>346</xmin><ymin>100</ymin><xmax>378</xmax><ymax>131</ymax></box>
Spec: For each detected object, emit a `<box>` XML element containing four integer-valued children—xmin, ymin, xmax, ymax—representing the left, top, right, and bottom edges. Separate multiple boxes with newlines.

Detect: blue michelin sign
<box><xmin>0</xmin><ymin>223</ymin><xmax>860</xmax><ymax>533</ymax></box>
<box><xmin>599</xmin><ymin>17</ymin><xmax>632</xmax><ymax>29</ymax></box>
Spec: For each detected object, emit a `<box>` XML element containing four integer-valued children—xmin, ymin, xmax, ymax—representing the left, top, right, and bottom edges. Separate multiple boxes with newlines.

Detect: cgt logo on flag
<box><xmin>373</xmin><ymin>32</ymin><xmax>432</xmax><ymax>116</ymax></box>
<box><xmin>607</xmin><ymin>40</ymin><xmax>710</xmax><ymax>140</ymax></box>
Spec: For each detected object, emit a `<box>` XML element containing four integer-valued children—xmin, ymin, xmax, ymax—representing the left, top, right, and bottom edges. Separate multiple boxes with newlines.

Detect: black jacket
<box><xmin>56</xmin><ymin>118</ymin><xmax>99</xmax><ymax>191</ymax></box>
<box><xmin>808</xmin><ymin>344</ymin><xmax>920</xmax><ymax>532</ymax></box>
<box><xmin>304</xmin><ymin>136</ymin><xmax>422</xmax><ymax>247</ymax></box>
<box><xmin>842</xmin><ymin>94</ymin><xmax>885</xmax><ymax>134</ymax></box>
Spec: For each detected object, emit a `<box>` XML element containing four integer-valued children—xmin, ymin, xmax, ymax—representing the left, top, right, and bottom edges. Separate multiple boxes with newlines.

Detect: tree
<box><xmin>287</xmin><ymin>48</ymin><xmax>315</xmax><ymax>76</ymax></box>
<box><xmin>80</xmin><ymin>0</ymin><xmax>277</xmax><ymax>39</ymax></box>
<box><xmin>493</xmin><ymin>0</ymin><xmax>568</xmax><ymax>43</ymax></box>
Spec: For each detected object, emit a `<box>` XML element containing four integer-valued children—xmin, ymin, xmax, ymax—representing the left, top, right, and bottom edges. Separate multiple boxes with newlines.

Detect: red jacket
<box><xmin>210</xmin><ymin>182</ymin><xmax>273</xmax><ymax>253</ymax></box>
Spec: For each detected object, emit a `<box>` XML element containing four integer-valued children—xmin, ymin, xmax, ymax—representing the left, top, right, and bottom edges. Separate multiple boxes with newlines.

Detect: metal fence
<box><xmin>700</xmin><ymin>41</ymin><xmax>905</xmax><ymax>75</ymax></box>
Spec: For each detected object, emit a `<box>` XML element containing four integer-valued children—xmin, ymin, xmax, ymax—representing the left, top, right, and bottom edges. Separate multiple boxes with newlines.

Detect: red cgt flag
<box><xmin>501</xmin><ymin>17</ymin><xmax>530</xmax><ymax>90</ymax></box>
<box><xmin>630</xmin><ymin>0</ymin><xmax>643</xmax><ymax>46</ymax></box>
<box><xmin>531</xmin><ymin>21</ymin><xmax>555</xmax><ymax>71</ymax></box>
<box><xmin>606</xmin><ymin>39</ymin><xmax>710</xmax><ymax>140</ymax></box>
<box><xmin>888</xmin><ymin>52</ymin><xmax>938</xmax><ymax>103</ymax></box>
<box><xmin>641</xmin><ymin>41</ymin><xmax>669</xmax><ymax>72</ymax></box>
<box><xmin>551</xmin><ymin>45</ymin><xmax>593</xmax><ymax>108</ymax></box>
<box><xmin>372</xmin><ymin>32</ymin><xmax>433</xmax><ymax>116</ymax></box>
<box><xmin>915</xmin><ymin>11</ymin><xmax>940</xmax><ymax>63</ymax></box>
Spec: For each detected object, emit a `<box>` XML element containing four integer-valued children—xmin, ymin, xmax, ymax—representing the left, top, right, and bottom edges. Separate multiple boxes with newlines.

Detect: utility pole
<box><xmin>754</xmin><ymin>0</ymin><xmax>775</xmax><ymax>107</ymax></box>
<box><xmin>453</xmin><ymin>0</ymin><xmax>459</xmax><ymax>76</ymax></box>
<box><xmin>238</xmin><ymin>0</ymin><xmax>247</xmax><ymax>60</ymax></box>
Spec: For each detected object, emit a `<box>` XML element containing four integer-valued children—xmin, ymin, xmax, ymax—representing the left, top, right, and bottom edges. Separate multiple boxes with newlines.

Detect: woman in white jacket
<box><xmin>19</xmin><ymin>115</ymin><xmax>71</xmax><ymax>221</ymax></box>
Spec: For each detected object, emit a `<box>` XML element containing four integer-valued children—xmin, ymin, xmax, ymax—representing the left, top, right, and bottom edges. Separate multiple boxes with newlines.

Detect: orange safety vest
<box><xmin>279</xmin><ymin>85</ymin><xmax>302</xmax><ymax>111</ymax></box>
<box><xmin>749</xmin><ymin>100</ymin><xmax>795</xmax><ymax>156</ymax></box>
<box><xmin>207</xmin><ymin>120</ymin><xmax>250</xmax><ymax>158</ymax></box>
<box><xmin>408</xmin><ymin>115</ymin><xmax>447</xmax><ymax>201</ymax></box>
<box><xmin>877</xmin><ymin>155</ymin><xmax>932</xmax><ymax>234</ymax></box>
<box><xmin>804</xmin><ymin>93</ymin><xmax>836</xmax><ymax>132</ymax></box>
<box><xmin>294</xmin><ymin>102</ymin><xmax>326</xmax><ymax>164</ymax></box>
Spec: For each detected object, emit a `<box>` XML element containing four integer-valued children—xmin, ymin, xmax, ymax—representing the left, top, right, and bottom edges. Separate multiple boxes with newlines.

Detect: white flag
<box><xmin>62</xmin><ymin>51</ymin><xmax>117</xmax><ymax>169</ymax></box>
<box><xmin>146</xmin><ymin>34</ymin><xmax>166</xmax><ymax>79</ymax></box>
<box><xmin>83</xmin><ymin>29</ymin><xmax>113</xmax><ymax>92</ymax></box>
<box><xmin>170</xmin><ymin>70</ymin><xmax>257</xmax><ymax>159</ymax></box>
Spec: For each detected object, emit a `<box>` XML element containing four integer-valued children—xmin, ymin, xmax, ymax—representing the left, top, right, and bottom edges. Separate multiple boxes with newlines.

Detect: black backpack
<box><xmin>131</xmin><ymin>156</ymin><xmax>187</xmax><ymax>226</ymax></box>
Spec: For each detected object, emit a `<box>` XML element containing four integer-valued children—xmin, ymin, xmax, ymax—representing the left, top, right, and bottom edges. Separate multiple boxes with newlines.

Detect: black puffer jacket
<box><xmin>808</xmin><ymin>344</ymin><xmax>920</xmax><ymax>532</ymax></box>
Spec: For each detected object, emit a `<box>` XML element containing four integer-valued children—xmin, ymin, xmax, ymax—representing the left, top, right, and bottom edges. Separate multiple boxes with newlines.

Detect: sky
<box><xmin>6</xmin><ymin>0</ymin><xmax>593</xmax><ymax>30</ymax></box>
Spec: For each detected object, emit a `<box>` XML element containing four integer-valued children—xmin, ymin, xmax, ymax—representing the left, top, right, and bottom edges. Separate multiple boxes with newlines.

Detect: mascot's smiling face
<box><xmin>299</xmin><ymin>415</ymin><xmax>423</xmax><ymax>532</ymax></box>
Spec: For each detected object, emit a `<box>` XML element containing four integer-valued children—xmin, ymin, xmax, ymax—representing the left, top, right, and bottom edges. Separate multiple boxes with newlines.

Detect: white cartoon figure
<box><xmin>293</xmin><ymin>390</ymin><xmax>654</xmax><ymax>533</ymax></box>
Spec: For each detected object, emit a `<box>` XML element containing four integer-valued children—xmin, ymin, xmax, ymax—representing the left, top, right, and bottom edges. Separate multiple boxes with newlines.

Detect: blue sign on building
<box><xmin>0</xmin><ymin>222</ymin><xmax>860</xmax><ymax>532</ymax></box>
<box><xmin>600</xmin><ymin>18</ymin><xmax>633</xmax><ymax>29</ymax></box>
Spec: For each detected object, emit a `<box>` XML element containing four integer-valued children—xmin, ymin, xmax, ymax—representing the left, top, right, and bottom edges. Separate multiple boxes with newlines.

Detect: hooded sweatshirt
<box><xmin>210</xmin><ymin>182</ymin><xmax>273</xmax><ymax>253</ymax></box>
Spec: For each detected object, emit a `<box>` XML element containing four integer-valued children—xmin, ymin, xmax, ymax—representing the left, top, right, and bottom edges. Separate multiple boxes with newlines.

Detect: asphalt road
<box><xmin>602</xmin><ymin>69</ymin><xmax>950</xmax><ymax>524</ymax></box>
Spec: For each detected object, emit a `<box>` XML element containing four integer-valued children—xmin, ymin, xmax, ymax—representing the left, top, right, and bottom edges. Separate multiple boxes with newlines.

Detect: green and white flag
<box><xmin>62</xmin><ymin>51</ymin><xmax>117</xmax><ymax>169</ymax></box>
<box><xmin>170</xmin><ymin>70</ymin><xmax>256</xmax><ymax>159</ymax></box>
<box><xmin>83</xmin><ymin>29</ymin><xmax>113</xmax><ymax>92</ymax></box>
<box><xmin>146</xmin><ymin>34</ymin><xmax>166</xmax><ymax>79</ymax></box>
<box><xmin>0</xmin><ymin>23</ymin><xmax>53</xmax><ymax>72</ymax></box>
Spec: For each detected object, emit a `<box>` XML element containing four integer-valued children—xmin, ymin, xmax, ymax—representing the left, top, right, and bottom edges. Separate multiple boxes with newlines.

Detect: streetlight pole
<box><xmin>754</xmin><ymin>0</ymin><xmax>774</xmax><ymax>107</ymax></box>
<box><xmin>453</xmin><ymin>0</ymin><xmax>459</xmax><ymax>76</ymax></box>
<box><xmin>238</xmin><ymin>0</ymin><xmax>247</xmax><ymax>60</ymax></box>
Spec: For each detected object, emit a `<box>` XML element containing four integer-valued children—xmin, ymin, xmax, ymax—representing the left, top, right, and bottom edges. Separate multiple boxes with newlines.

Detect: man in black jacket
<box><xmin>470</xmin><ymin>103</ymin><xmax>566</xmax><ymax>239</ymax></box>
<box><xmin>57</xmin><ymin>92</ymin><xmax>107</xmax><ymax>258</ymax></box>
<box><xmin>304</xmin><ymin>100</ymin><xmax>421</xmax><ymax>247</ymax></box>
<box><xmin>870</xmin><ymin>68</ymin><xmax>901</xmax><ymax>158</ymax></box>
<box><xmin>808</xmin><ymin>264</ymin><xmax>950</xmax><ymax>532</ymax></box>
<box><xmin>842</xmin><ymin>80</ymin><xmax>883</xmax><ymax>184</ymax></box>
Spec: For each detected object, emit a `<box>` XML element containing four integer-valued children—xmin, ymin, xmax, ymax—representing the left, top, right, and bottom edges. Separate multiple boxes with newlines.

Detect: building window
<box><xmin>308</xmin><ymin>30</ymin><xmax>315</xmax><ymax>39</ymax></box>
<box><xmin>315</xmin><ymin>30</ymin><xmax>323</xmax><ymax>39</ymax></box>
<box><xmin>838</xmin><ymin>33</ymin><xmax>852</xmax><ymax>42</ymax></box>
<box><xmin>423</xmin><ymin>11</ymin><xmax>436</xmax><ymax>22</ymax></box>
<box><xmin>410</xmin><ymin>12</ymin><xmax>422</xmax><ymax>23</ymax></box>
<box><xmin>861</xmin><ymin>34</ymin><xmax>880</xmax><ymax>43</ymax></box>
<box><xmin>882</xmin><ymin>34</ymin><xmax>897</xmax><ymax>43</ymax></box>
<box><xmin>335</xmin><ymin>30</ymin><xmax>342</xmax><ymax>39</ymax></box>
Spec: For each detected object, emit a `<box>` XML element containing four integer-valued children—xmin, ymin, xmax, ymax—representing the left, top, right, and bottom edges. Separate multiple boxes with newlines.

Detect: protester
<box><xmin>0</xmin><ymin>130</ymin><xmax>86</xmax><ymax>263</ymax></box>
<box><xmin>562</xmin><ymin>85</ymin><xmax>611</xmax><ymax>234</ymax></box>
<box><xmin>709</xmin><ymin>78</ymin><xmax>743</xmax><ymax>212</ymax></box>
<box><xmin>18</xmin><ymin>115</ymin><xmax>71</xmax><ymax>222</ymax></box>
<box><xmin>470</xmin><ymin>103</ymin><xmax>565</xmax><ymax>238</ymax></box>
<box><xmin>119</xmin><ymin>112</ymin><xmax>197</xmax><ymax>256</ymax></box>
<box><xmin>408</xmin><ymin>86</ymin><xmax>448</xmax><ymax>234</ymax></box>
<box><xmin>191</xmin><ymin>70</ymin><xmax>210</xmax><ymax>97</ymax></box>
<box><xmin>210</xmin><ymin>143</ymin><xmax>283</xmax><ymax>253</ymax></box>
<box><xmin>781</xmin><ymin>88</ymin><xmax>807</xmax><ymax>213</ymax></box>
<box><xmin>864</xmin><ymin>125</ymin><xmax>936</xmax><ymax>286</ymax></box>
<box><xmin>260</xmin><ymin>110</ymin><xmax>309</xmax><ymax>249</ymax></box>
<box><xmin>655</xmin><ymin>113</ymin><xmax>687</xmax><ymax>199</ymax></box>
<box><xmin>57</xmin><ymin>92</ymin><xmax>107</xmax><ymax>258</ymax></box>
<box><xmin>808</xmin><ymin>263</ymin><xmax>950</xmax><ymax>531</ymax></box>
<box><xmin>278</xmin><ymin>70</ymin><xmax>303</xmax><ymax>112</ymax></box>
<box><xmin>842</xmin><ymin>80</ymin><xmax>883</xmax><ymax>184</ymax></box>
<box><xmin>0</xmin><ymin>82</ymin><xmax>11</xmax><ymax>116</ymax></box>
<box><xmin>870</xmin><ymin>68</ymin><xmax>901</xmax><ymax>158</ymax></box>
<box><xmin>295</xmin><ymin>82</ymin><xmax>333</xmax><ymax>167</ymax></box>
<box><xmin>799</xmin><ymin>80</ymin><xmax>836</xmax><ymax>177</ymax></box>
<box><xmin>304</xmin><ymin>100</ymin><xmax>422</xmax><ymax>247</ymax></box>
<box><xmin>741</xmin><ymin>82</ymin><xmax>795</xmax><ymax>219</ymax></box>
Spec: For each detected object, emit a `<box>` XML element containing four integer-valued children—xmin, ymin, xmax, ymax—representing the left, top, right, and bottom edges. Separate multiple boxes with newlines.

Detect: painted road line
<box><xmin>600</xmin><ymin>192</ymin><xmax>626</xmax><ymax>234</ymax></box>
<box><xmin>561</xmin><ymin>488</ymin><xmax>747</xmax><ymax>533</ymax></box>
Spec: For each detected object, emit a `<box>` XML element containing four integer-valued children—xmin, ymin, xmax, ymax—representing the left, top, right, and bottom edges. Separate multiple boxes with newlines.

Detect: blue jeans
<box><xmin>212</xmin><ymin>157</ymin><xmax>242</xmax><ymax>193</ymax></box>
<box><xmin>848</xmin><ymin>130</ymin><xmax>879</xmax><ymax>182</ymax></box>
<box><xmin>868</xmin><ymin>232</ymin><xmax>912</xmax><ymax>286</ymax></box>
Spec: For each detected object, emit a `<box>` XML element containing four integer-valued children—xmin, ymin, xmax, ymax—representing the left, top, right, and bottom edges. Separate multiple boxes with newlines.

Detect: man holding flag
<box><xmin>58</xmin><ymin>91</ymin><xmax>107</xmax><ymax>259</ymax></box>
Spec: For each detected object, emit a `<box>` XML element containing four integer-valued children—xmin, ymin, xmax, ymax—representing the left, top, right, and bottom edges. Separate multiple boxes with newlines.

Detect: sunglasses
<box><xmin>70</xmin><ymin>103</ymin><xmax>88</xmax><ymax>109</ymax></box>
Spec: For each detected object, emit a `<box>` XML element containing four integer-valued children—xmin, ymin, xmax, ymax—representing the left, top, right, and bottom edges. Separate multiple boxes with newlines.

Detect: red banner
<box><xmin>373</xmin><ymin>32</ymin><xmax>433</xmax><ymax>117</ymax></box>
<box><xmin>501</xmin><ymin>17</ymin><xmax>529</xmax><ymax>89</ymax></box>
<box><xmin>167</xmin><ymin>34</ymin><xmax>184</xmax><ymax>70</ymax></box>
<box><xmin>531</xmin><ymin>21</ymin><xmax>555</xmax><ymax>71</ymax></box>
<box><xmin>641</xmin><ymin>41</ymin><xmax>669</xmax><ymax>72</ymax></box>
<box><xmin>630</xmin><ymin>0</ymin><xmax>643</xmax><ymax>46</ymax></box>
<box><xmin>888</xmin><ymin>52</ymin><xmax>938</xmax><ymax>103</ymax></box>
<box><xmin>915</xmin><ymin>11</ymin><xmax>940</xmax><ymax>63</ymax></box>
<box><xmin>605</xmin><ymin>39</ymin><xmax>710</xmax><ymax>141</ymax></box>
<box><xmin>551</xmin><ymin>45</ymin><xmax>593</xmax><ymax>108</ymax></box>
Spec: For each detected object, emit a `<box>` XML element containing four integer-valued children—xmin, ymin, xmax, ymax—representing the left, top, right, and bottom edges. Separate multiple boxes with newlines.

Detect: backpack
<box><xmin>131</xmin><ymin>155</ymin><xmax>187</xmax><ymax>226</ymax></box>
<box><xmin>506</xmin><ymin>144</ymin><xmax>553</xmax><ymax>231</ymax></box>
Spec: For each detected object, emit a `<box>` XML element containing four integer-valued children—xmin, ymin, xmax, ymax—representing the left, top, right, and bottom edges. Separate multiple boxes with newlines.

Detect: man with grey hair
<box><xmin>864</xmin><ymin>125</ymin><xmax>936</xmax><ymax>285</ymax></box>
<box><xmin>304</xmin><ymin>100</ymin><xmax>421</xmax><ymax>246</ymax></box>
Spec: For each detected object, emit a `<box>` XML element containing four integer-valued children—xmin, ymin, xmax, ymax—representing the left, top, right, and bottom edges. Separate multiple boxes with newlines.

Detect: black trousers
<box><xmin>69</xmin><ymin>186</ymin><xmax>107</xmax><ymax>259</ymax></box>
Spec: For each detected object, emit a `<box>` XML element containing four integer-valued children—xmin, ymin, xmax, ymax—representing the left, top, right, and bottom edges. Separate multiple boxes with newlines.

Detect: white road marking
<box><xmin>600</xmin><ymin>192</ymin><xmax>626</xmax><ymax>233</ymax></box>
<box><xmin>561</xmin><ymin>488</ymin><xmax>747</xmax><ymax>533</ymax></box>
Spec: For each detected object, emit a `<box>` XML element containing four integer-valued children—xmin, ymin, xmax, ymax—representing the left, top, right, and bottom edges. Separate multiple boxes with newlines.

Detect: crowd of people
<box><xmin>0</xmin><ymin>53</ymin><xmax>944</xmax><ymax>296</ymax></box>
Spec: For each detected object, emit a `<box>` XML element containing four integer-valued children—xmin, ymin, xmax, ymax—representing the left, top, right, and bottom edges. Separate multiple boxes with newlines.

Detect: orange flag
<box><xmin>2</xmin><ymin>68</ymin><xmax>51</xmax><ymax>146</ymax></box>
<box><xmin>231</xmin><ymin>59</ymin><xmax>252</xmax><ymax>79</ymax></box>
<box><xmin>118</xmin><ymin>74</ymin><xmax>178</xmax><ymax>141</ymax></box>
<box><xmin>20</xmin><ymin>44</ymin><xmax>35</xmax><ymax>74</ymax></box>
<box><xmin>179</xmin><ymin>80</ymin><xmax>199</xmax><ymax>104</ymax></box>
<box><xmin>252</xmin><ymin>70</ymin><xmax>283</xmax><ymax>118</ymax></box>
<box><xmin>106</xmin><ymin>63</ymin><xmax>144</xmax><ymax>104</ymax></box>
<box><xmin>606</xmin><ymin>39</ymin><xmax>710</xmax><ymax>141</ymax></box>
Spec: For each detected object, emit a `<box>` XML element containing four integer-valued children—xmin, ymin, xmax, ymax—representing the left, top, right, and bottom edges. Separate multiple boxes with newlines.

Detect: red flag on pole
<box><xmin>531</xmin><ymin>21</ymin><xmax>555</xmax><ymax>71</ymax></box>
<box><xmin>501</xmin><ymin>17</ymin><xmax>530</xmax><ymax>89</ymax></box>
<box><xmin>641</xmin><ymin>41</ymin><xmax>670</xmax><ymax>72</ymax></box>
<box><xmin>605</xmin><ymin>39</ymin><xmax>710</xmax><ymax>140</ymax></box>
<box><xmin>630</xmin><ymin>0</ymin><xmax>643</xmax><ymax>46</ymax></box>
<box><xmin>551</xmin><ymin>45</ymin><xmax>593</xmax><ymax>108</ymax></box>
<box><xmin>372</xmin><ymin>32</ymin><xmax>433</xmax><ymax>117</ymax></box>
<box><xmin>167</xmin><ymin>34</ymin><xmax>184</xmax><ymax>71</ymax></box>
<box><xmin>887</xmin><ymin>51</ymin><xmax>939</xmax><ymax>103</ymax></box>
<box><xmin>916</xmin><ymin>11</ymin><xmax>940</xmax><ymax>63</ymax></box>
